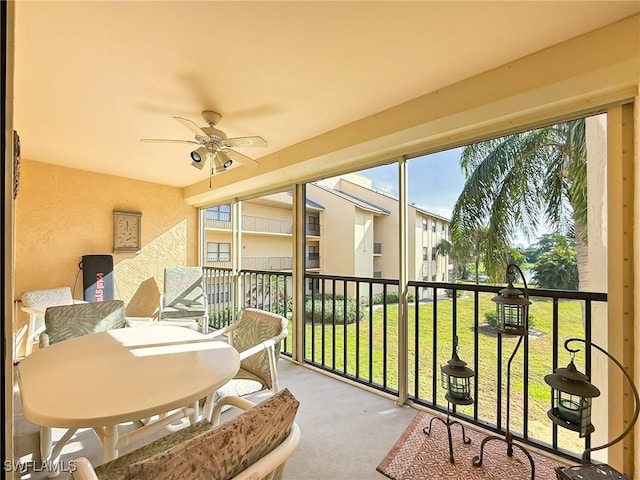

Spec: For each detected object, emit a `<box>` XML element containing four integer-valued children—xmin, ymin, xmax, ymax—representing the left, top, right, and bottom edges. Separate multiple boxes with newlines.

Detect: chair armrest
<box><xmin>71</xmin><ymin>457</ymin><xmax>99</xmax><ymax>480</ymax></box>
<box><xmin>21</xmin><ymin>305</ymin><xmax>46</xmax><ymax>315</ymax></box>
<box><xmin>238</xmin><ymin>329</ymin><xmax>287</xmax><ymax>361</ymax></box>
<box><xmin>210</xmin><ymin>395</ymin><xmax>258</xmax><ymax>425</ymax></box>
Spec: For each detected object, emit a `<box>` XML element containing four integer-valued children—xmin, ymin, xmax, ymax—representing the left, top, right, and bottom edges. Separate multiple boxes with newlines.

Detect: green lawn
<box><xmin>290</xmin><ymin>293</ymin><xmax>588</xmax><ymax>455</ymax></box>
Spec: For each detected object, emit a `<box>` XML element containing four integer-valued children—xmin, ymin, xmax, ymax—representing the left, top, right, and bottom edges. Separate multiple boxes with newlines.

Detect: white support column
<box><xmin>606</xmin><ymin>103</ymin><xmax>635</xmax><ymax>475</ymax></box>
<box><xmin>398</xmin><ymin>158</ymin><xmax>409</xmax><ymax>405</ymax></box>
<box><xmin>292</xmin><ymin>184</ymin><xmax>306</xmax><ymax>363</ymax></box>
<box><xmin>232</xmin><ymin>200</ymin><xmax>242</xmax><ymax>315</ymax></box>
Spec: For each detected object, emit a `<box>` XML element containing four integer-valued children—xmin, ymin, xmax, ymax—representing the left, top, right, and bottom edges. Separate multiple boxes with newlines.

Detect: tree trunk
<box><xmin>575</xmin><ymin>222</ymin><xmax>588</xmax><ymax>292</ymax></box>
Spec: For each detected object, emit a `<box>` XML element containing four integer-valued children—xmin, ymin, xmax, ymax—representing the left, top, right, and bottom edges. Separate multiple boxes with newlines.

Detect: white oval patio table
<box><xmin>17</xmin><ymin>325</ymin><xmax>240</xmax><ymax>473</ymax></box>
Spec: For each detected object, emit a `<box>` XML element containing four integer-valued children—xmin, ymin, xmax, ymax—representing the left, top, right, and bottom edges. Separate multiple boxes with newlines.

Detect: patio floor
<box><xmin>14</xmin><ymin>358</ymin><xmax>417</xmax><ymax>480</ymax></box>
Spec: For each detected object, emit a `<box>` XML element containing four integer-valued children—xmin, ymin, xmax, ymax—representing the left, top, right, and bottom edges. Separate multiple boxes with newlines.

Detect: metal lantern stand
<box><xmin>423</xmin><ymin>337</ymin><xmax>475</xmax><ymax>464</ymax></box>
<box><xmin>472</xmin><ymin>263</ymin><xmax>536</xmax><ymax>480</ymax></box>
<box><xmin>547</xmin><ymin>339</ymin><xmax>640</xmax><ymax>480</ymax></box>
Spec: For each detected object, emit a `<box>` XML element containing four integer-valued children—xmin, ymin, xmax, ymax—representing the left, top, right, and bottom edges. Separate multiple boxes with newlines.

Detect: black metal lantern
<box><xmin>491</xmin><ymin>263</ymin><xmax>531</xmax><ymax>336</ymax></box>
<box><xmin>545</xmin><ymin>359</ymin><xmax>600</xmax><ymax>437</ymax></box>
<box><xmin>441</xmin><ymin>343</ymin><xmax>475</xmax><ymax>405</ymax></box>
<box><xmin>547</xmin><ymin>339</ymin><xmax>640</xmax><ymax>471</ymax></box>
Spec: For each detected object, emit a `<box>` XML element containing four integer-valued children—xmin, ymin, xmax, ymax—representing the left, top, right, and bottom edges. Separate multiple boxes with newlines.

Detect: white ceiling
<box><xmin>13</xmin><ymin>1</ymin><xmax>640</xmax><ymax>188</ymax></box>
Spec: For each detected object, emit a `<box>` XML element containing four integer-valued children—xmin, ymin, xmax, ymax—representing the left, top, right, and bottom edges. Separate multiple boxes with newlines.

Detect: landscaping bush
<box><xmin>484</xmin><ymin>309</ymin><xmax>536</xmax><ymax>330</ymax></box>
<box><xmin>445</xmin><ymin>289</ymin><xmax>463</xmax><ymax>298</ymax></box>
<box><xmin>304</xmin><ymin>296</ymin><xmax>364</xmax><ymax>324</ymax></box>
<box><xmin>371</xmin><ymin>291</ymin><xmax>415</xmax><ymax>305</ymax></box>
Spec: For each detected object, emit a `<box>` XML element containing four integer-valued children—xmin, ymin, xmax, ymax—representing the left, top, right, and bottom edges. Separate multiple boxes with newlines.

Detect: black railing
<box><xmin>201</xmin><ymin>266</ymin><xmax>606</xmax><ymax>462</ymax></box>
<box><xmin>306</xmin><ymin>222</ymin><xmax>321</xmax><ymax>235</ymax></box>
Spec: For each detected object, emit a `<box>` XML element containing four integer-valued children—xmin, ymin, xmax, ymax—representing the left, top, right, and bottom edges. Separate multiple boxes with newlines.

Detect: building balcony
<box><xmin>205</xmin><ymin>215</ymin><xmax>323</xmax><ymax>237</ymax></box>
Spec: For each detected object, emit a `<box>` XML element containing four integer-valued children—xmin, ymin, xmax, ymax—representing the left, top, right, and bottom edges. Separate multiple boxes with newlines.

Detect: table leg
<box><xmin>40</xmin><ymin>426</ymin><xmax>52</xmax><ymax>464</ymax></box>
<box><xmin>189</xmin><ymin>400</ymin><xmax>200</xmax><ymax>424</ymax></box>
<box><xmin>103</xmin><ymin>425</ymin><xmax>119</xmax><ymax>462</ymax></box>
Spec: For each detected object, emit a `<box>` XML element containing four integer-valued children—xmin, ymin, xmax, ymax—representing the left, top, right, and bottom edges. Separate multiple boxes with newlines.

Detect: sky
<box><xmin>359</xmin><ymin>147</ymin><xmax>550</xmax><ymax>247</ymax></box>
<box><xmin>360</xmin><ymin>148</ymin><xmax>465</xmax><ymax>219</ymax></box>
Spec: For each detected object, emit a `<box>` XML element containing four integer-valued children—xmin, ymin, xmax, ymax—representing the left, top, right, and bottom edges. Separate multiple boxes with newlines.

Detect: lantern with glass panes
<box><xmin>545</xmin><ymin>357</ymin><xmax>599</xmax><ymax>438</ymax></box>
<box><xmin>423</xmin><ymin>336</ymin><xmax>474</xmax><ymax>464</ymax></box>
<box><xmin>546</xmin><ymin>339</ymin><xmax>639</xmax><ymax>475</ymax></box>
<box><xmin>491</xmin><ymin>265</ymin><xmax>531</xmax><ymax>336</ymax></box>
<box><xmin>441</xmin><ymin>341</ymin><xmax>475</xmax><ymax>405</ymax></box>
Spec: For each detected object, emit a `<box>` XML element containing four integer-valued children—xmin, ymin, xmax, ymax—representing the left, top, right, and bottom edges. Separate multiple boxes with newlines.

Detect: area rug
<box><xmin>377</xmin><ymin>412</ymin><xmax>572</xmax><ymax>480</ymax></box>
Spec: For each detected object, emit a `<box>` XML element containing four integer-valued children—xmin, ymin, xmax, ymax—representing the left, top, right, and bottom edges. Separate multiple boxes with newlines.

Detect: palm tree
<box><xmin>451</xmin><ymin>119</ymin><xmax>587</xmax><ymax>287</ymax></box>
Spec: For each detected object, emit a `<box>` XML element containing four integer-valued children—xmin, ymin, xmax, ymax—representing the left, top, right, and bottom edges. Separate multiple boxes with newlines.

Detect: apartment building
<box><xmin>203</xmin><ymin>173</ymin><xmax>451</xmax><ymax>290</ymax></box>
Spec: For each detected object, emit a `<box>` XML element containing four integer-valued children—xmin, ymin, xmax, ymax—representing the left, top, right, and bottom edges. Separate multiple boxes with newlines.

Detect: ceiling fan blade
<box><xmin>224</xmin><ymin>149</ymin><xmax>261</xmax><ymax>168</ymax></box>
<box><xmin>225</xmin><ymin>136</ymin><xmax>267</xmax><ymax>148</ymax></box>
<box><xmin>140</xmin><ymin>138</ymin><xmax>198</xmax><ymax>145</ymax></box>
<box><xmin>173</xmin><ymin>116</ymin><xmax>208</xmax><ymax>137</ymax></box>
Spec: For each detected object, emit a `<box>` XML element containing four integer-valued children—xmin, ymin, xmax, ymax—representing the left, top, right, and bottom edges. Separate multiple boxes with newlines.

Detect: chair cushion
<box><xmin>163</xmin><ymin>267</ymin><xmax>205</xmax><ymax>307</ymax></box>
<box><xmin>125</xmin><ymin>388</ymin><xmax>299</xmax><ymax>480</ymax></box>
<box><xmin>44</xmin><ymin>300</ymin><xmax>126</xmax><ymax>345</ymax></box>
<box><xmin>21</xmin><ymin>287</ymin><xmax>74</xmax><ymax>309</ymax></box>
<box><xmin>232</xmin><ymin>309</ymin><xmax>287</xmax><ymax>389</ymax></box>
<box><xmin>94</xmin><ymin>421</ymin><xmax>215</xmax><ymax>480</ymax></box>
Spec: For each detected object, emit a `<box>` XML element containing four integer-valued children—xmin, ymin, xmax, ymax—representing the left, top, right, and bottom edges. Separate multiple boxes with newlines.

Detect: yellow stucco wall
<box><xmin>15</xmin><ymin>160</ymin><xmax>198</xmax><ymax>331</ymax></box>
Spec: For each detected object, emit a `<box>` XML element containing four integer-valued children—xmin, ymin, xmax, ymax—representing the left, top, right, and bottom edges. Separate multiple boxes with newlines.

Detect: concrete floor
<box><xmin>14</xmin><ymin>359</ymin><xmax>418</xmax><ymax>480</ymax></box>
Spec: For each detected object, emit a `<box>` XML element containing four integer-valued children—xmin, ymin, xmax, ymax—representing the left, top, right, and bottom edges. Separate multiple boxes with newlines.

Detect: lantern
<box><xmin>441</xmin><ymin>339</ymin><xmax>474</xmax><ymax>405</ymax></box>
<box><xmin>491</xmin><ymin>264</ymin><xmax>531</xmax><ymax>336</ymax></box>
<box><xmin>545</xmin><ymin>358</ymin><xmax>600</xmax><ymax>437</ymax></box>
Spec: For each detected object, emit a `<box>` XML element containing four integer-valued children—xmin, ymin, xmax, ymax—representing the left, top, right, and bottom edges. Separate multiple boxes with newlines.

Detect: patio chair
<box><xmin>158</xmin><ymin>266</ymin><xmax>209</xmax><ymax>333</ymax></box>
<box><xmin>71</xmin><ymin>388</ymin><xmax>301</xmax><ymax>480</ymax></box>
<box><xmin>40</xmin><ymin>300</ymin><xmax>126</xmax><ymax>347</ymax></box>
<box><xmin>20</xmin><ymin>286</ymin><xmax>83</xmax><ymax>355</ymax></box>
<box><xmin>207</xmin><ymin>308</ymin><xmax>288</xmax><ymax>401</ymax></box>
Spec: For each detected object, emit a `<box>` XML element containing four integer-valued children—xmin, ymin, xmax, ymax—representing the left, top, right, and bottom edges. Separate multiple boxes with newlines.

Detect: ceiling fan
<box><xmin>140</xmin><ymin>110</ymin><xmax>266</xmax><ymax>183</ymax></box>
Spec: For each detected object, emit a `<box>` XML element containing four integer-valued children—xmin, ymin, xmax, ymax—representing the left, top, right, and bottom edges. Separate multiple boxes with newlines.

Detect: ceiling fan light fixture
<box><xmin>190</xmin><ymin>146</ymin><xmax>208</xmax><ymax>169</ymax></box>
<box><xmin>214</xmin><ymin>151</ymin><xmax>233</xmax><ymax>173</ymax></box>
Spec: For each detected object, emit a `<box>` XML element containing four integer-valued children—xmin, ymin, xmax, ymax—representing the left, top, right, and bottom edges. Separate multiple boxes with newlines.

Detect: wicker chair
<box><xmin>207</xmin><ymin>308</ymin><xmax>288</xmax><ymax>400</ymax></box>
<box><xmin>158</xmin><ymin>267</ymin><xmax>209</xmax><ymax>333</ymax></box>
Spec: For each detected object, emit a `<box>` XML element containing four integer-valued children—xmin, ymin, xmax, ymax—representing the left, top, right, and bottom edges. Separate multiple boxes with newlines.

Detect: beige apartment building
<box><xmin>203</xmin><ymin>173</ymin><xmax>450</xmax><ymax>294</ymax></box>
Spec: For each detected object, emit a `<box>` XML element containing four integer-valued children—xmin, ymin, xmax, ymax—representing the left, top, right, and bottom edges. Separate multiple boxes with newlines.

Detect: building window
<box><xmin>308</xmin><ymin>245</ymin><xmax>320</xmax><ymax>259</ymax></box>
<box><xmin>307</xmin><ymin>215</ymin><xmax>320</xmax><ymax>234</ymax></box>
<box><xmin>207</xmin><ymin>242</ymin><xmax>231</xmax><ymax>262</ymax></box>
<box><xmin>206</xmin><ymin>204</ymin><xmax>231</xmax><ymax>222</ymax></box>
<box><xmin>422</xmin><ymin>218</ymin><xmax>428</xmax><ymax>230</ymax></box>
<box><xmin>442</xmin><ymin>224</ymin><xmax>446</xmax><ymax>233</ymax></box>
<box><xmin>432</xmin><ymin>274</ymin><xmax>437</xmax><ymax>281</ymax></box>
<box><xmin>431</xmin><ymin>221</ymin><xmax>436</xmax><ymax>232</ymax></box>
<box><xmin>422</xmin><ymin>247</ymin><xmax>428</xmax><ymax>261</ymax></box>
<box><xmin>431</xmin><ymin>250</ymin><xmax>436</xmax><ymax>261</ymax></box>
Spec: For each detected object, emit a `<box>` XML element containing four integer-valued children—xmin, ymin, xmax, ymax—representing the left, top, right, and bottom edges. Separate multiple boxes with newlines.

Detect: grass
<box><xmin>286</xmin><ymin>292</ymin><xmax>588</xmax><ymax>456</ymax></box>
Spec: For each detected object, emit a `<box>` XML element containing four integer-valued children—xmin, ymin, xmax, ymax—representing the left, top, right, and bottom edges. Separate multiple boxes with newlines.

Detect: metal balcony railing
<box><xmin>205</xmin><ymin>214</ymin><xmax>293</xmax><ymax>235</ymax></box>
<box><xmin>205</xmin><ymin>257</ymin><xmax>292</xmax><ymax>271</ymax></box>
<box><xmin>201</xmin><ymin>266</ymin><xmax>606</xmax><ymax>463</ymax></box>
<box><xmin>306</xmin><ymin>222</ymin><xmax>321</xmax><ymax>235</ymax></box>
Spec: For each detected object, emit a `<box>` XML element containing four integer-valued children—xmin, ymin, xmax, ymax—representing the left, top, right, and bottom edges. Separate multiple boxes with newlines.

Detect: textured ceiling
<box><xmin>13</xmin><ymin>1</ymin><xmax>640</xmax><ymax>188</ymax></box>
